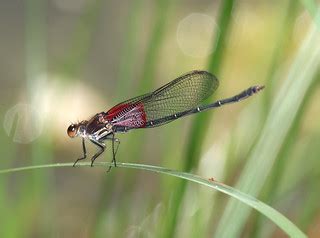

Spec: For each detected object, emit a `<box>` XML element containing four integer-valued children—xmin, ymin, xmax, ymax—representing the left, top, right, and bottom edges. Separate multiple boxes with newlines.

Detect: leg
<box><xmin>90</xmin><ymin>139</ymin><xmax>106</xmax><ymax>167</ymax></box>
<box><xmin>111</xmin><ymin>133</ymin><xmax>117</xmax><ymax>167</ymax></box>
<box><xmin>73</xmin><ymin>138</ymin><xmax>87</xmax><ymax>167</ymax></box>
<box><xmin>113</xmin><ymin>138</ymin><xmax>120</xmax><ymax>157</ymax></box>
<box><xmin>103</xmin><ymin>137</ymin><xmax>120</xmax><ymax>156</ymax></box>
<box><xmin>105</xmin><ymin>134</ymin><xmax>120</xmax><ymax>172</ymax></box>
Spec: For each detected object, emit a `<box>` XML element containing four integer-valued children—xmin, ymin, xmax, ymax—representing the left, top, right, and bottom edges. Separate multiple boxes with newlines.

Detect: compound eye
<box><xmin>67</xmin><ymin>124</ymin><xmax>78</xmax><ymax>138</ymax></box>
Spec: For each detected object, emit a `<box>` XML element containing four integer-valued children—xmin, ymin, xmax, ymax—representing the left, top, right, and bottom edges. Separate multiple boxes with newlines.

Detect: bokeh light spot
<box><xmin>176</xmin><ymin>13</ymin><xmax>219</xmax><ymax>58</ymax></box>
<box><xmin>3</xmin><ymin>103</ymin><xmax>43</xmax><ymax>144</ymax></box>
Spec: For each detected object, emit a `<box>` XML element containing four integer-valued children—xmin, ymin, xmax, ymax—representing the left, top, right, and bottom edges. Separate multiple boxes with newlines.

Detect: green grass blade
<box><xmin>137</xmin><ymin>0</ymin><xmax>173</xmax><ymax>92</ymax></box>
<box><xmin>162</xmin><ymin>1</ymin><xmax>235</xmax><ymax>236</ymax></box>
<box><xmin>17</xmin><ymin>1</ymin><xmax>53</xmax><ymax>237</ymax></box>
<box><xmin>0</xmin><ymin>162</ymin><xmax>307</xmax><ymax>238</ymax></box>
<box><xmin>215</xmin><ymin>8</ymin><xmax>320</xmax><ymax>238</ymax></box>
<box><xmin>57</xmin><ymin>0</ymin><xmax>105</xmax><ymax>76</ymax></box>
<box><xmin>115</xmin><ymin>0</ymin><xmax>144</xmax><ymax>97</ymax></box>
<box><xmin>251</xmin><ymin>1</ymin><xmax>300</xmax><ymax>236</ymax></box>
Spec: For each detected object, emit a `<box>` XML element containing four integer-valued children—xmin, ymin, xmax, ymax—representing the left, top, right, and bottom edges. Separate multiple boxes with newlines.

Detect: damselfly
<box><xmin>67</xmin><ymin>70</ymin><xmax>264</xmax><ymax>171</ymax></box>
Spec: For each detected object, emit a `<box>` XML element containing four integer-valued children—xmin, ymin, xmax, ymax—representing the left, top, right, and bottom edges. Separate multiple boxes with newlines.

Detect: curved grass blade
<box><xmin>163</xmin><ymin>0</ymin><xmax>235</xmax><ymax>236</ymax></box>
<box><xmin>215</xmin><ymin>7</ymin><xmax>320</xmax><ymax>237</ymax></box>
<box><xmin>0</xmin><ymin>162</ymin><xmax>307</xmax><ymax>238</ymax></box>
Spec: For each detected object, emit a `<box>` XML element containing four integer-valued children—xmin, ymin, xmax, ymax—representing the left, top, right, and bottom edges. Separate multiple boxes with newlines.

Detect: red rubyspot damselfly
<box><xmin>67</xmin><ymin>70</ymin><xmax>264</xmax><ymax>171</ymax></box>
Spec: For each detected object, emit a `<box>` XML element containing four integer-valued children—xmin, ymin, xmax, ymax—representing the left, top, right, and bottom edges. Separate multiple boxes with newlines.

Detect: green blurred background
<box><xmin>1</xmin><ymin>0</ymin><xmax>320</xmax><ymax>237</ymax></box>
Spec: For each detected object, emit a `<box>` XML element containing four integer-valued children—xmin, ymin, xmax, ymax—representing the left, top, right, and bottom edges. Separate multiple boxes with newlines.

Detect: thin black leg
<box><xmin>112</xmin><ymin>133</ymin><xmax>117</xmax><ymax>167</ymax></box>
<box><xmin>103</xmin><ymin>137</ymin><xmax>120</xmax><ymax>156</ymax></box>
<box><xmin>90</xmin><ymin>139</ymin><xmax>105</xmax><ymax>167</ymax></box>
<box><xmin>73</xmin><ymin>138</ymin><xmax>87</xmax><ymax>167</ymax></box>
<box><xmin>100</xmin><ymin>134</ymin><xmax>120</xmax><ymax>172</ymax></box>
<box><xmin>105</xmin><ymin>133</ymin><xmax>120</xmax><ymax>173</ymax></box>
<box><xmin>106</xmin><ymin>133</ymin><xmax>120</xmax><ymax>172</ymax></box>
<box><xmin>113</xmin><ymin>138</ymin><xmax>120</xmax><ymax>157</ymax></box>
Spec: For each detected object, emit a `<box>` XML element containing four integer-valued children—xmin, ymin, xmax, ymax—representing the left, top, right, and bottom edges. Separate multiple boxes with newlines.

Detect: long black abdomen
<box><xmin>144</xmin><ymin>85</ymin><xmax>264</xmax><ymax>128</ymax></box>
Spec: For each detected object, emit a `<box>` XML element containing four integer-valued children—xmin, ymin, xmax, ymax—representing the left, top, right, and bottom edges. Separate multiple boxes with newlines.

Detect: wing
<box><xmin>105</xmin><ymin>70</ymin><xmax>219</xmax><ymax>129</ymax></box>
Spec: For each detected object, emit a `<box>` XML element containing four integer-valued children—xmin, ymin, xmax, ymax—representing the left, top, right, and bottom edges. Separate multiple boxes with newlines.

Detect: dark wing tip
<box><xmin>187</xmin><ymin>69</ymin><xmax>215</xmax><ymax>76</ymax></box>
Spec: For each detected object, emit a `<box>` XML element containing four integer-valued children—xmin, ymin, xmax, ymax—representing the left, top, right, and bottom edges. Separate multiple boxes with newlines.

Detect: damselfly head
<box><xmin>67</xmin><ymin>123</ymin><xmax>79</xmax><ymax>138</ymax></box>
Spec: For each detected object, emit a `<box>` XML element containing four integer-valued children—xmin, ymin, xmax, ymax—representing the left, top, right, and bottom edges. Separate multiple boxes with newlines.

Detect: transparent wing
<box><xmin>106</xmin><ymin>70</ymin><xmax>219</xmax><ymax>129</ymax></box>
<box><xmin>142</xmin><ymin>70</ymin><xmax>218</xmax><ymax>122</ymax></box>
